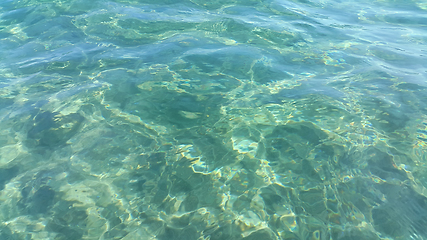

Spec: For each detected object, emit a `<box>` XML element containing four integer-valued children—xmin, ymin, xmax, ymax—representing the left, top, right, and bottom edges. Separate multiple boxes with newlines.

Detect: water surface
<box><xmin>1</xmin><ymin>0</ymin><xmax>427</xmax><ymax>239</ymax></box>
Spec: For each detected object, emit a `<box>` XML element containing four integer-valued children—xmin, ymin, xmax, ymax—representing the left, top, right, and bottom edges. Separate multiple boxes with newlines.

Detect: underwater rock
<box><xmin>17</xmin><ymin>169</ymin><xmax>58</xmax><ymax>216</ymax></box>
<box><xmin>27</xmin><ymin>111</ymin><xmax>84</xmax><ymax>147</ymax></box>
<box><xmin>46</xmin><ymin>200</ymin><xmax>87</xmax><ymax>240</ymax></box>
<box><xmin>20</xmin><ymin>185</ymin><xmax>56</xmax><ymax>215</ymax></box>
<box><xmin>0</xmin><ymin>165</ymin><xmax>19</xmax><ymax>191</ymax></box>
<box><xmin>0</xmin><ymin>224</ymin><xmax>18</xmax><ymax>240</ymax></box>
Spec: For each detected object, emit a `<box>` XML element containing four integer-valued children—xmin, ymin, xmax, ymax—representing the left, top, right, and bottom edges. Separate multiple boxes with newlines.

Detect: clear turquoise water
<box><xmin>0</xmin><ymin>0</ymin><xmax>427</xmax><ymax>239</ymax></box>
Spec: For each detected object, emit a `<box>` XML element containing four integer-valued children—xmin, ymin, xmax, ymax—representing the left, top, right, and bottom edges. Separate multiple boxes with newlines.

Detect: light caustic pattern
<box><xmin>0</xmin><ymin>0</ymin><xmax>427</xmax><ymax>239</ymax></box>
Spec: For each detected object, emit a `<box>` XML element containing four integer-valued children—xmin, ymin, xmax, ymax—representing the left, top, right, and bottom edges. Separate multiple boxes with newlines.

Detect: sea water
<box><xmin>0</xmin><ymin>0</ymin><xmax>427</xmax><ymax>239</ymax></box>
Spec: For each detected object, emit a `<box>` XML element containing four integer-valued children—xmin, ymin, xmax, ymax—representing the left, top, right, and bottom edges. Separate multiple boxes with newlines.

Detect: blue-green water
<box><xmin>1</xmin><ymin>0</ymin><xmax>427</xmax><ymax>239</ymax></box>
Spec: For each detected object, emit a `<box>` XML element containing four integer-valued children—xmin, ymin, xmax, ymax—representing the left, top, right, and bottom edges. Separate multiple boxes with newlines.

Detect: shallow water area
<box><xmin>1</xmin><ymin>0</ymin><xmax>427</xmax><ymax>239</ymax></box>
